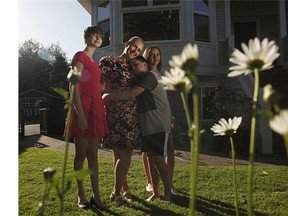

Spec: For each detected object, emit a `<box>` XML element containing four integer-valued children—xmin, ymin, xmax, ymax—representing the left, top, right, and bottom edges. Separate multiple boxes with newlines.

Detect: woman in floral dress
<box><xmin>99</xmin><ymin>36</ymin><xmax>144</xmax><ymax>205</ymax></box>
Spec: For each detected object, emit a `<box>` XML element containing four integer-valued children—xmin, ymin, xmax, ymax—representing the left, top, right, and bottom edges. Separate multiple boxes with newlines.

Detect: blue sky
<box><xmin>19</xmin><ymin>0</ymin><xmax>91</xmax><ymax>60</ymax></box>
<box><xmin>0</xmin><ymin>0</ymin><xmax>91</xmax><ymax>211</ymax></box>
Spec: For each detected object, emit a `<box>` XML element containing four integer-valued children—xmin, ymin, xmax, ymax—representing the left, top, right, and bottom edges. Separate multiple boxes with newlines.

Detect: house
<box><xmin>19</xmin><ymin>89</ymin><xmax>66</xmax><ymax>135</ymax></box>
<box><xmin>78</xmin><ymin>0</ymin><xmax>288</xmax><ymax>154</ymax></box>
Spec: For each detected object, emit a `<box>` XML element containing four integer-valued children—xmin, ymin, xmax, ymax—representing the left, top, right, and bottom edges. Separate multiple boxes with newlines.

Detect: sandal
<box><xmin>77</xmin><ymin>196</ymin><xmax>89</xmax><ymax>209</ymax></box>
<box><xmin>110</xmin><ymin>192</ymin><xmax>124</xmax><ymax>206</ymax></box>
<box><xmin>122</xmin><ymin>191</ymin><xmax>133</xmax><ymax>201</ymax></box>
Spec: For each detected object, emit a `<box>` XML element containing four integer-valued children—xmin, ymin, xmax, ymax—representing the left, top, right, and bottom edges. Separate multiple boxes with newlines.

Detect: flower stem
<box><xmin>180</xmin><ymin>89</ymin><xmax>200</xmax><ymax>215</ymax></box>
<box><xmin>59</xmin><ymin>85</ymin><xmax>75</xmax><ymax>215</ymax></box>
<box><xmin>189</xmin><ymin>89</ymin><xmax>200</xmax><ymax>216</ymax></box>
<box><xmin>180</xmin><ymin>91</ymin><xmax>192</xmax><ymax>129</ymax></box>
<box><xmin>38</xmin><ymin>182</ymin><xmax>50</xmax><ymax>216</ymax></box>
<box><xmin>180</xmin><ymin>91</ymin><xmax>194</xmax><ymax>215</ymax></box>
<box><xmin>247</xmin><ymin>68</ymin><xmax>259</xmax><ymax>216</ymax></box>
<box><xmin>230</xmin><ymin>136</ymin><xmax>239</xmax><ymax>216</ymax></box>
<box><xmin>284</xmin><ymin>135</ymin><xmax>288</xmax><ymax>161</ymax></box>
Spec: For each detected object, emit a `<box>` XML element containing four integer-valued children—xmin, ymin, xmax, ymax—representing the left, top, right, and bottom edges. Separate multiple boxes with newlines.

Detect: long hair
<box><xmin>143</xmin><ymin>45</ymin><xmax>161</xmax><ymax>72</ymax></box>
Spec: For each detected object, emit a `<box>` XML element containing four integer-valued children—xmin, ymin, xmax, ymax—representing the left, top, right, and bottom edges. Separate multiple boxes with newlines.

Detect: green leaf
<box><xmin>259</xmin><ymin>170</ymin><xmax>268</xmax><ymax>175</ymax></box>
<box><xmin>52</xmin><ymin>87</ymin><xmax>69</xmax><ymax>100</ymax></box>
<box><xmin>258</xmin><ymin>109</ymin><xmax>274</xmax><ymax>120</ymax></box>
<box><xmin>66</xmin><ymin>169</ymin><xmax>91</xmax><ymax>181</ymax></box>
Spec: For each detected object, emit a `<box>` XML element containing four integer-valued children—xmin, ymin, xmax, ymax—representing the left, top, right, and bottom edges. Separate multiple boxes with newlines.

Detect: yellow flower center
<box><xmin>248</xmin><ymin>59</ymin><xmax>265</xmax><ymax>70</ymax></box>
<box><xmin>174</xmin><ymin>82</ymin><xmax>187</xmax><ymax>92</ymax></box>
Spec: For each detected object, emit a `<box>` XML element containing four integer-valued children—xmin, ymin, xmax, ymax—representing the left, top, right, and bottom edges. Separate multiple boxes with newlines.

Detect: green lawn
<box><xmin>19</xmin><ymin>147</ymin><xmax>288</xmax><ymax>216</ymax></box>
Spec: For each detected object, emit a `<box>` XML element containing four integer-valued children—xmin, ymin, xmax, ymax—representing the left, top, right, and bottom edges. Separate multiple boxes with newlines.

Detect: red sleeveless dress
<box><xmin>69</xmin><ymin>52</ymin><xmax>109</xmax><ymax>138</ymax></box>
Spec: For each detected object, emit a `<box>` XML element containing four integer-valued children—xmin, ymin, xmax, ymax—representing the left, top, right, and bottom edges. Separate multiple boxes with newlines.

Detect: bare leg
<box><xmin>154</xmin><ymin>155</ymin><xmax>172</xmax><ymax>201</ymax></box>
<box><xmin>113</xmin><ymin>148</ymin><xmax>133</xmax><ymax>201</ymax></box>
<box><xmin>147</xmin><ymin>155</ymin><xmax>171</xmax><ymax>202</ymax></box>
<box><xmin>113</xmin><ymin>149</ymin><xmax>130</xmax><ymax>193</ymax></box>
<box><xmin>87</xmin><ymin>137</ymin><xmax>105</xmax><ymax>207</ymax></box>
<box><xmin>74</xmin><ymin>137</ymin><xmax>89</xmax><ymax>204</ymax></box>
<box><xmin>166</xmin><ymin>134</ymin><xmax>176</xmax><ymax>191</ymax></box>
<box><xmin>142</xmin><ymin>152</ymin><xmax>152</xmax><ymax>188</ymax></box>
<box><xmin>146</xmin><ymin>155</ymin><xmax>161</xmax><ymax>202</ymax></box>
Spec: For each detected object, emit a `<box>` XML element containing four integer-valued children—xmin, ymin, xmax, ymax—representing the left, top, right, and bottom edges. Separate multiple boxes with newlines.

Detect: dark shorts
<box><xmin>141</xmin><ymin>132</ymin><xmax>169</xmax><ymax>156</ymax></box>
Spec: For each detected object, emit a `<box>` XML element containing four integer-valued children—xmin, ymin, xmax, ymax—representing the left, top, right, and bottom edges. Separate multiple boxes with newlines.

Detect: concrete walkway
<box><xmin>19</xmin><ymin>124</ymin><xmax>287</xmax><ymax>166</ymax></box>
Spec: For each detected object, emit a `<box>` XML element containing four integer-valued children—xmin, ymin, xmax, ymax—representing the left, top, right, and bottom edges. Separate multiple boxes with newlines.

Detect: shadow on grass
<box><xmin>19</xmin><ymin>134</ymin><xmax>42</xmax><ymax>154</ymax></box>
<box><xmin>89</xmin><ymin>194</ymin><xmax>267</xmax><ymax>216</ymax></box>
<box><xmin>195</xmin><ymin>196</ymin><xmax>267</xmax><ymax>216</ymax></box>
<box><xmin>18</xmin><ymin>133</ymin><xmax>67</xmax><ymax>155</ymax></box>
<box><xmin>129</xmin><ymin>195</ymin><xmax>184</xmax><ymax>216</ymax></box>
<box><xmin>89</xmin><ymin>205</ymin><xmax>123</xmax><ymax>216</ymax></box>
<box><xmin>195</xmin><ymin>196</ymin><xmax>244</xmax><ymax>216</ymax></box>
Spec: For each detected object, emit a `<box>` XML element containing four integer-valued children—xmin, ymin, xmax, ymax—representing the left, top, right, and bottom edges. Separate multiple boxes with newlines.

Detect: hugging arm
<box><xmin>103</xmin><ymin>86</ymin><xmax>145</xmax><ymax>103</ymax></box>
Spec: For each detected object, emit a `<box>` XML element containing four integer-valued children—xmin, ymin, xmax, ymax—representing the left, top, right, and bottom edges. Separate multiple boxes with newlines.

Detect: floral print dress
<box><xmin>99</xmin><ymin>56</ymin><xmax>140</xmax><ymax>149</ymax></box>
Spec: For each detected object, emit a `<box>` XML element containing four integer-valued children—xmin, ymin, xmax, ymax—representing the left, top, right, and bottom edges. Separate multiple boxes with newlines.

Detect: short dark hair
<box><xmin>84</xmin><ymin>26</ymin><xmax>104</xmax><ymax>40</ymax></box>
<box><xmin>128</xmin><ymin>56</ymin><xmax>147</xmax><ymax>70</ymax></box>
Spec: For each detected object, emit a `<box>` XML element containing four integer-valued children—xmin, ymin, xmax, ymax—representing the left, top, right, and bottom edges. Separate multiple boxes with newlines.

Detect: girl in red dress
<box><xmin>69</xmin><ymin>26</ymin><xmax>108</xmax><ymax>210</ymax></box>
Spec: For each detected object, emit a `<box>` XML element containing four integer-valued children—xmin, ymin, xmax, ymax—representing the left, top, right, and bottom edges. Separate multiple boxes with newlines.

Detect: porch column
<box><xmin>279</xmin><ymin>0</ymin><xmax>287</xmax><ymax>39</ymax></box>
<box><xmin>258</xmin><ymin>91</ymin><xmax>273</xmax><ymax>154</ymax></box>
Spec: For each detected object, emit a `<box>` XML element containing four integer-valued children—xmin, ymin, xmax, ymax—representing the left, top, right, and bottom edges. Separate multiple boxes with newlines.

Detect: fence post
<box><xmin>19</xmin><ymin>109</ymin><xmax>25</xmax><ymax>137</ymax></box>
<box><xmin>39</xmin><ymin>108</ymin><xmax>48</xmax><ymax>134</ymax></box>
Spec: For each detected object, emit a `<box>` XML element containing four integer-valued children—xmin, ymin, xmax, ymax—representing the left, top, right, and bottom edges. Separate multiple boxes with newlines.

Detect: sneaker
<box><xmin>145</xmin><ymin>183</ymin><xmax>153</xmax><ymax>192</ymax></box>
<box><xmin>171</xmin><ymin>186</ymin><xmax>179</xmax><ymax>195</ymax></box>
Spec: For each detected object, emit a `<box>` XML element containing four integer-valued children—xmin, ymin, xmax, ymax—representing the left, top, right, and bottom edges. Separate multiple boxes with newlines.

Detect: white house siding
<box><xmin>215</xmin><ymin>1</ymin><xmax>229</xmax><ymax>66</ymax></box>
<box><xmin>78</xmin><ymin>0</ymin><xmax>288</xmax><ymax>154</ymax></box>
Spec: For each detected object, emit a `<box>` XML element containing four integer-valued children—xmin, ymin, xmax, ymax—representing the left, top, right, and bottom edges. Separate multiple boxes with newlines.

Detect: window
<box><xmin>122</xmin><ymin>0</ymin><xmax>147</xmax><ymax>7</ymax></box>
<box><xmin>98</xmin><ymin>19</ymin><xmax>110</xmax><ymax>47</ymax></box>
<box><xmin>187</xmin><ymin>87</ymin><xmax>216</xmax><ymax>120</ymax></box>
<box><xmin>201</xmin><ymin>87</ymin><xmax>216</xmax><ymax>119</ymax></box>
<box><xmin>123</xmin><ymin>10</ymin><xmax>180</xmax><ymax>42</ymax></box>
<box><xmin>153</xmin><ymin>0</ymin><xmax>179</xmax><ymax>5</ymax></box>
<box><xmin>97</xmin><ymin>2</ymin><xmax>110</xmax><ymax>47</ymax></box>
<box><xmin>193</xmin><ymin>0</ymin><xmax>210</xmax><ymax>42</ymax></box>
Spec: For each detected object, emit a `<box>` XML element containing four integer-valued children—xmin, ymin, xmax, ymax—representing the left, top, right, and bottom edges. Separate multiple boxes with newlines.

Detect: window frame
<box><xmin>193</xmin><ymin>0</ymin><xmax>211</xmax><ymax>43</ymax></box>
<box><xmin>96</xmin><ymin>2</ymin><xmax>111</xmax><ymax>47</ymax></box>
<box><xmin>121</xmin><ymin>0</ymin><xmax>181</xmax><ymax>43</ymax></box>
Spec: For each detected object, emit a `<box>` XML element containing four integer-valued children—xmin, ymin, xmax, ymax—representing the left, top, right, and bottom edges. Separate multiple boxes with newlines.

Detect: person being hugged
<box><xmin>99</xmin><ymin>36</ymin><xmax>144</xmax><ymax>205</ymax></box>
<box><xmin>103</xmin><ymin>56</ymin><xmax>172</xmax><ymax>202</ymax></box>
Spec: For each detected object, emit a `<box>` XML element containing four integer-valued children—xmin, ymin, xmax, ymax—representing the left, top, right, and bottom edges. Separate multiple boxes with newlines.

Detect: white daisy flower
<box><xmin>211</xmin><ymin>117</ymin><xmax>242</xmax><ymax>136</ymax></box>
<box><xmin>159</xmin><ymin>67</ymin><xmax>192</xmax><ymax>92</ymax></box>
<box><xmin>228</xmin><ymin>37</ymin><xmax>280</xmax><ymax>77</ymax></box>
<box><xmin>269</xmin><ymin>109</ymin><xmax>288</xmax><ymax>136</ymax></box>
<box><xmin>169</xmin><ymin>43</ymin><xmax>199</xmax><ymax>69</ymax></box>
<box><xmin>67</xmin><ymin>66</ymin><xmax>81</xmax><ymax>85</ymax></box>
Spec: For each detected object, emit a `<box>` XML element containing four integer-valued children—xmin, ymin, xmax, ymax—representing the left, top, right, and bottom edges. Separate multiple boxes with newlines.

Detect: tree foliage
<box><xmin>19</xmin><ymin>39</ymin><xmax>70</xmax><ymax>94</ymax></box>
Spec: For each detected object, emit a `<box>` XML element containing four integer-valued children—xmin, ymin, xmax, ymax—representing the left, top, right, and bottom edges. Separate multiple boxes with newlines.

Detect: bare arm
<box><xmin>100</xmin><ymin>75</ymin><xmax>106</xmax><ymax>91</ymax></box>
<box><xmin>103</xmin><ymin>86</ymin><xmax>145</xmax><ymax>104</ymax></box>
<box><xmin>71</xmin><ymin>61</ymin><xmax>87</xmax><ymax>131</ymax></box>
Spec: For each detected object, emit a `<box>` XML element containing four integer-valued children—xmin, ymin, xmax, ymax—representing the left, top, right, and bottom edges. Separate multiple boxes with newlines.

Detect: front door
<box><xmin>234</xmin><ymin>22</ymin><xmax>257</xmax><ymax>50</ymax></box>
